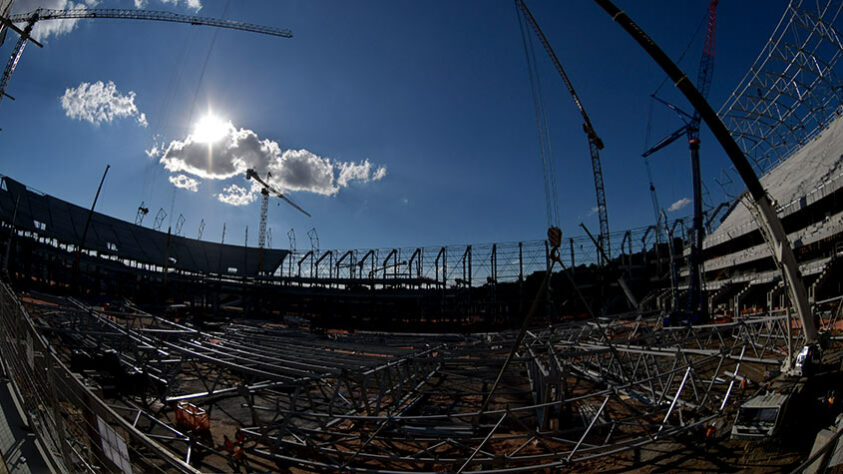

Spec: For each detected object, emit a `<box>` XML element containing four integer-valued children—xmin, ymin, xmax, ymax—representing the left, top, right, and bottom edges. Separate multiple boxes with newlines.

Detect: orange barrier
<box><xmin>174</xmin><ymin>402</ymin><xmax>210</xmax><ymax>432</ymax></box>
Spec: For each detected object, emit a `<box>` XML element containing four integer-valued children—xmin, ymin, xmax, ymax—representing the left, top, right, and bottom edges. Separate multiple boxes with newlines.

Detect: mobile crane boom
<box><xmin>516</xmin><ymin>0</ymin><xmax>611</xmax><ymax>261</ymax></box>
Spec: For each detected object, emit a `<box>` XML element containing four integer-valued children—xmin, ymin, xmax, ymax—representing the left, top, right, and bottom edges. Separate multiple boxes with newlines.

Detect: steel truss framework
<box><xmin>15</xmin><ymin>287</ymin><xmax>840</xmax><ymax>472</ymax></box>
<box><xmin>281</xmin><ymin>220</ymin><xmax>691</xmax><ymax>289</ymax></box>
<box><xmin>719</xmin><ymin>0</ymin><xmax>843</xmax><ymax>175</ymax></box>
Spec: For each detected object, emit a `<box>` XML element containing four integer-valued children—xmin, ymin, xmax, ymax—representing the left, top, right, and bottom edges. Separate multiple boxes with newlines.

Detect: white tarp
<box><xmin>97</xmin><ymin>416</ymin><xmax>132</xmax><ymax>474</ymax></box>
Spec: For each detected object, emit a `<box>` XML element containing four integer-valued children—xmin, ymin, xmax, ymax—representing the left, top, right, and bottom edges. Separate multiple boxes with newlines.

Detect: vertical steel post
<box><xmin>3</xmin><ymin>194</ymin><xmax>19</xmax><ymax>277</ymax></box>
<box><xmin>72</xmin><ymin>164</ymin><xmax>110</xmax><ymax>291</ymax></box>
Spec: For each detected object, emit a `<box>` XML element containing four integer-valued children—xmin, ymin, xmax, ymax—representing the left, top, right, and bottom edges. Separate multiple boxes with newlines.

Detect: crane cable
<box><xmin>650</xmin><ymin>11</ymin><xmax>709</xmax><ymax>100</ymax></box>
<box><xmin>642</xmin><ymin>8</ymin><xmax>709</xmax><ymax>237</ymax></box>
<box><xmin>170</xmin><ymin>0</ymin><xmax>232</xmax><ymax>229</ymax></box>
<box><xmin>187</xmin><ymin>0</ymin><xmax>232</xmax><ymax>126</ymax></box>
<box><xmin>516</xmin><ymin>2</ymin><xmax>559</xmax><ymax>229</ymax></box>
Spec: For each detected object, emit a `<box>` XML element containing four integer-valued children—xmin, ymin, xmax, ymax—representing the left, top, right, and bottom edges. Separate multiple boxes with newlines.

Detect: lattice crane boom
<box><xmin>641</xmin><ymin>0</ymin><xmax>718</xmax><ymax>321</ymax></box>
<box><xmin>0</xmin><ymin>8</ymin><xmax>291</xmax><ymax>107</ymax></box>
<box><xmin>516</xmin><ymin>0</ymin><xmax>611</xmax><ymax>260</ymax></box>
<box><xmin>245</xmin><ymin>169</ymin><xmax>311</xmax><ymax>218</ymax></box>
<box><xmin>7</xmin><ymin>8</ymin><xmax>293</xmax><ymax>38</ymax></box>
<box><xmin>245</xmin><ymin>168</ymin><xmax>310</xmax><ymax>274</ymax></box>
<box><xmin>695</xmin><ymin>0</ymin><xmax>718</xmax><ymax>107</ymax></box>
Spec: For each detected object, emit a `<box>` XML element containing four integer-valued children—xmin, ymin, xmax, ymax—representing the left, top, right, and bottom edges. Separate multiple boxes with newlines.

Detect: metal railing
<box><xmin>0</xmin><ymin>281</ymin><xmax>198</xmax><ymax>474</ymax></box>
<box><xmin>278</xmin><ymin>222</ymin><xmax>685</xmax><ymax>287</ymax></box>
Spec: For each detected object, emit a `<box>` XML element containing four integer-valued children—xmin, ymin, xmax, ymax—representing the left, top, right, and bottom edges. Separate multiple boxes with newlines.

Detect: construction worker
<box><xmin>705</xmin><ymin>424</ymin><xmax>716</xmax><ymax>441</ymax></box>
<box><xmin>223</xmin><ymin>434</ymin><xmax>245</xmax><ymax>462</ymax></box>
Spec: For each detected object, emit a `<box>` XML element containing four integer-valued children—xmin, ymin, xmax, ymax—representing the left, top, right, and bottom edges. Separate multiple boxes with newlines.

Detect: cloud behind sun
<box><xmin>158</xmin><ymin>118</ymin><xmax>387</xmax><ymax>205</ymax></box>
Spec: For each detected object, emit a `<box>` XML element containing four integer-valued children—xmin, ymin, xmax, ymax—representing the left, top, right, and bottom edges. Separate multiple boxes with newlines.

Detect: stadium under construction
<box><xmin>2</xmin><ymin>0</ymin><xmax>843</xmax><ymax>473</ymax></box>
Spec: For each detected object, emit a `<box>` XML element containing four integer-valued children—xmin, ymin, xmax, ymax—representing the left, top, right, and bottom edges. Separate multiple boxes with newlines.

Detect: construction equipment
<box><xmin>579</xmin><ymin>222</ymin><xmax>639</xmax><ymax>310</ymax></box>
<box><xmin>307</xmin><ymin>227</ymin><xmax>320</xmax><ymax>253</ymax></box>
<box><xmin>642</xmin><ymin>0</ymin><xmax>719</xmax><ymax>322</ymax></box>
<box><xmin>153</xmin><ymin>208</ymin><xmax>167</xmax><ymax>231</ymax></box>
<box><xmin>71</xmin><ymin>164</ymin><xmax>109</xmax><ymax>289</ymax></box>
<box><xmin>174</xmin><ymin>402</ymin><xmax>210</xmax><ymax>432</ymax></box>
<box><xmin>135</xmin><ymin>202</ymin><xmax>149</xmax><ymax>226</ymax></box>
<box><xmin>245</xmin><ymin>168</ymin><xmax>310</xmax><ymax>274</ymax></box>
<box><xmin>174</xmin><ymin>214</ymin><xmax>185</xmax><ymax>236</ymax></box>
<box><xmin>516</xmin><ymin>0</ymin><xmax>612</xmax><ymax>263</ymax></box>
<box><xmin>592</xmin><ymin>0</ymin><xmax>818</xmax><ymax>367</ymax></box>
<box><xmin>0</xmin><ymin>7</ymin><xmax>293</xmax><ymax>107</ymax></box>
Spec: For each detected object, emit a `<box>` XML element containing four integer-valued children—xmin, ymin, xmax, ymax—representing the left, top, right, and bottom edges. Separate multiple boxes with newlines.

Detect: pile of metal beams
<box><xmin>17</xmin><ymin>289</ymin><xmax>830</xmax><ymax>472</ymax></box>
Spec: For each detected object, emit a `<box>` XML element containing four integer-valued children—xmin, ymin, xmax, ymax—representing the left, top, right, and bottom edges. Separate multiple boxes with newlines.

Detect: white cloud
<box><xmin>587</xmin><ymin>206</ymin><xmax>599</xmax><ymax>216</ymax></box>
<box><xmin>134</xmin><ymin>0</ymin><xmax>147</xmax><ymax>7</ymax></box>
<box><xmin>145</xmin><ymin>144</ymin><xmax>161</xmax><ymax>158</ymax></box>
<box><xmin>11</xmin><ymin>0</ymin><xmax>87</xmax><ymax>40</ymax></box>
<box><xmin>168</xmin><ymin>174</ymin><xmax>199</xmax><ymax>192</ymax></box>
<box><xmin>269</xmin><ymin>148</ymin><xmax>338</xmax><ymax>195</ymax></box>
<box><xmin>160</xmin><ymin>122</ymin><xmax>273</xmax><ymax>180</ymax></box>
<box><xmin>158</xmin><ymin>119</ymin><xmax>387</xmax><ymax>204</ymax></box>
<box><xmin>217</xmin><ymin>184</ymin><xmax>256</xmax><ymax>206</ymax></box>
<box><xmin>61</xmin><ymin>80</ymin><xmax>147</xmax><ymax>127</ymax></box>
<box><xmin>144</xmin><ymin>135</ymin><xmax>164</xmax><ymax>158</ymax></box>
<box><xmin>154</xmin><ymin>0</ymin><xmax>202</xmax><ymax>10</ymax></box>
<box><xmin>337</xmin><ymin>159</ymin><xmax>387</xmax><ymax>187</ymax></box>
<box><xmin>668</xmin><ymin>197</ymin><xmax>691</xmax><ymax>212</ymax></box>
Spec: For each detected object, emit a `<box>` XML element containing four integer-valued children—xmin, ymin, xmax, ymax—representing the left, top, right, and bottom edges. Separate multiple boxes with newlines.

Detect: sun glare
<box><xmin>193</xmin><ymin>114</ymin><xmax>230</xmax><ymax>144</ymax></box>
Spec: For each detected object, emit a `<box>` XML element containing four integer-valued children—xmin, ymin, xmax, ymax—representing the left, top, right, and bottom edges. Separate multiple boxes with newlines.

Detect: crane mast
<box><xmin>245</xmin><ymin>168</ymin><xmax>311</xmax><ymax>275</ymax></box>
<box><xmin>516</xmin><ymin>0</ymin><xmax>611</xmax><ymax>263</ymax></box>
<box><xmin>642</xmin><ymin>0</ymin><xmax>718</xmax><ymax>321</ymax></box>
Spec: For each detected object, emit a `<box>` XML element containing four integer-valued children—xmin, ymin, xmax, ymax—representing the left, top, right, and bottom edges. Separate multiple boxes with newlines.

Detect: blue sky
<box><xmin>0</xmin><ymin>0</ymin><xmax>784</xmax><ymax>251</ymax></box>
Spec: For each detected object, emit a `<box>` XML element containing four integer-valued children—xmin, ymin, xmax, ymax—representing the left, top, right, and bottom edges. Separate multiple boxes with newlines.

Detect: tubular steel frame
<box><xmin>7</xmin><ymin>283</ymin><xmax>831</xmax><ymax>472</ymax></box>
<box><xmin>719</xmin><ymin>0</ymin><xmax>843</xmax><ymax>175</ymax></box>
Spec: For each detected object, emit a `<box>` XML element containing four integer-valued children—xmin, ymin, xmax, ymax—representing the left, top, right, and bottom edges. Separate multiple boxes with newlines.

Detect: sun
<box><xmin>192</xmin><ymin>113</ymin><xmax>230</xmax><ymax>144</ymax></box>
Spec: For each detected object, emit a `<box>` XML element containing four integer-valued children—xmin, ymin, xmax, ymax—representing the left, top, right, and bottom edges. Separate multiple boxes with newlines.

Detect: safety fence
<box><xmin>0</xmin><ymin>281</ymin><xmax>198</xmax><ymax>474</ymax></box>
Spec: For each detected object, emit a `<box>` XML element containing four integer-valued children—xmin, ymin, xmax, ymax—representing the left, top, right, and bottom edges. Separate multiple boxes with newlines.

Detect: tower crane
<box><xmin>0</xmin><ymin>7</ymin><xmax>292</xmax><ymax>107</ymax></box>
<box><xmin>642</xmin><ymin>0</ymin><xmax>718</xmax><ymax>322</ymax></box>
<box><xmin>245</xmin><ymin>168</ymin><xmax>310</xmax><ymax>274</ymax></box>
<box><xmin>516</xmin><ymin>0</ymin><xmax>612</xmax><ymax>263</ymax></box>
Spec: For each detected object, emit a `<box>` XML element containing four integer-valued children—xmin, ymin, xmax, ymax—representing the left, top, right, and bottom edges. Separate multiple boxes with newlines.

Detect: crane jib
<box><xmin>7</xmin><ymin>8</ymin><xmax>293</xmax><ymax>39</ymax></box>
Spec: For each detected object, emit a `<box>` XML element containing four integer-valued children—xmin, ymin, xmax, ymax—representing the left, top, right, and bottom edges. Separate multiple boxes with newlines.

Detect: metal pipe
<box><xmin>591</xmin><ymin>0</ymin><xmax>816</xmax><ymax>343</ymax></box>
<box><xmin>72</xmin><ymin>164</ymin><xmax>109</xmax><ymax>289</ymax></box>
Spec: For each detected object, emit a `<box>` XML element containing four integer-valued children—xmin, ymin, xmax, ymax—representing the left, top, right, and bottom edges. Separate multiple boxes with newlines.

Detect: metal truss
<box><xmin>16</xmin><ymin>289</ymin><xmax>825</xmax><ymax>472</ymax></box>
<box><xmin>6</xmin><ymin>8</ymin><xmax>293</xmax><ymax>39</ymax></box>
<box><xmin>282</xmin><ymin>219</ymin><xmax>691</xmax><ymax>289</ymax></box>
<box><xmin>719</xmin><ymin>0</ymin><xmax>843</xmax><ymax>175</ymax></box>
